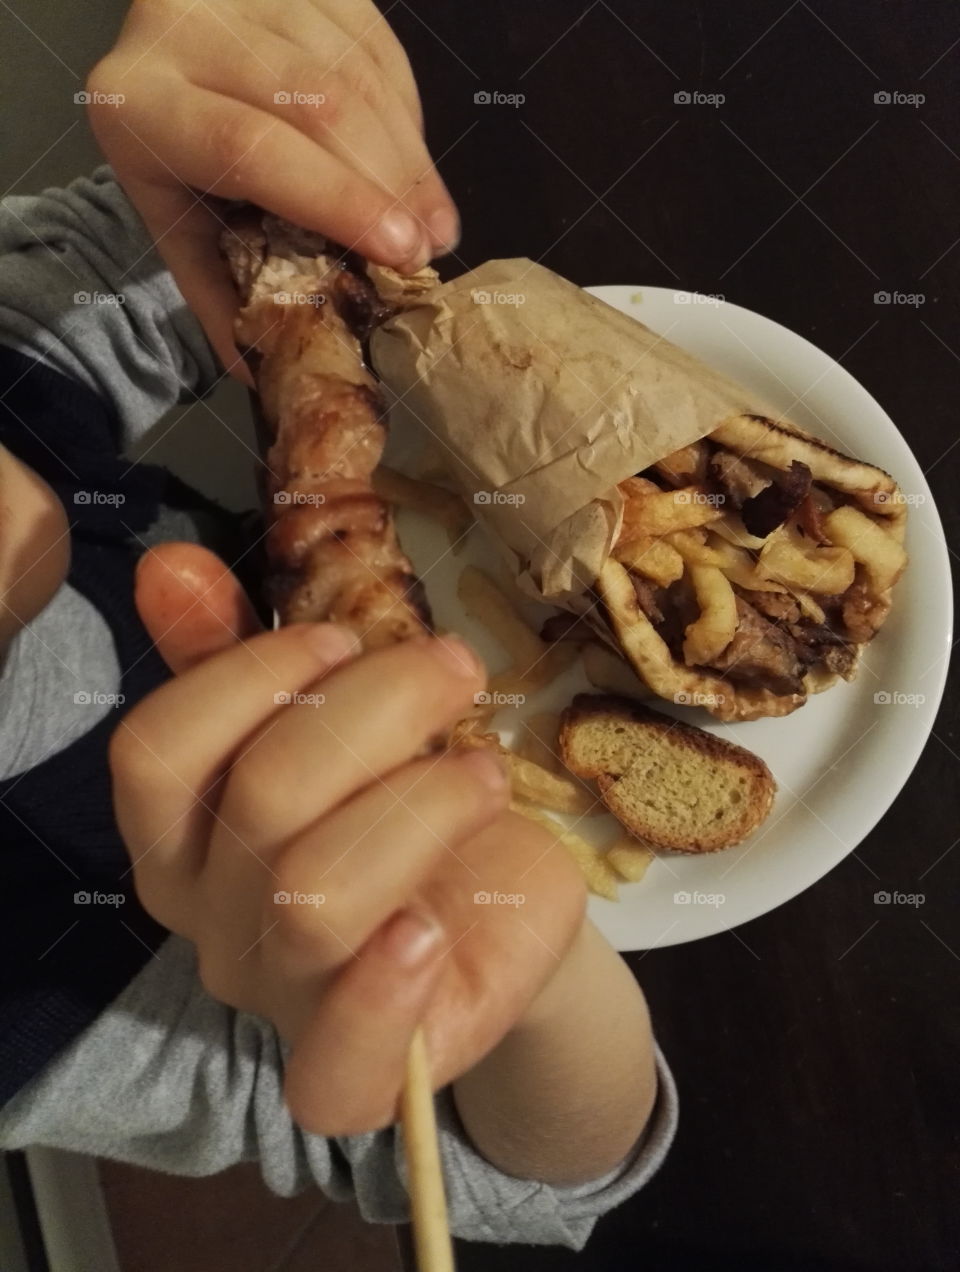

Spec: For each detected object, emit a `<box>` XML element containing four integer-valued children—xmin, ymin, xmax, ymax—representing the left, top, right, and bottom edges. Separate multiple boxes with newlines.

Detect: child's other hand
<box><xmin>111</xmin><ymin>545</ymin><xmax>585</xmax><ymax>1136</ymax></box>
<box><xmin>86</xmin><ymin>0</ymin><xmax>459</xmax><ymax>377</ymax></box>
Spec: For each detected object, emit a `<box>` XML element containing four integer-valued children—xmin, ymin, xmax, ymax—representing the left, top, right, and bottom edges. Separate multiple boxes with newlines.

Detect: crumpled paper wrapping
<box><xmin>371</xmin><ymin>258</ymin><xmax>772</xmax><ymax>606</ymax></box>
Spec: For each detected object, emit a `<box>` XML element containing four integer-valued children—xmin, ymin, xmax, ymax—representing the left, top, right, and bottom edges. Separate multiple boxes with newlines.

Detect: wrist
<box><xmin>510</xmin><ymin>919</ymin><xmax>592</xmax><ymax>1039</ymax></box>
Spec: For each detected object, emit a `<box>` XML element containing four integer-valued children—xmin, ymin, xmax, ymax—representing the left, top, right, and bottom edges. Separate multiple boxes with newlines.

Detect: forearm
<box><xmin>0</xmin><ymin>168</ymin><xmax>218</xmax><ymax>448</ymax></box>
<box><xmin>452</xmin><ymin>921</ymin><xmax>658</xmax><ymax>1185</ymax></box>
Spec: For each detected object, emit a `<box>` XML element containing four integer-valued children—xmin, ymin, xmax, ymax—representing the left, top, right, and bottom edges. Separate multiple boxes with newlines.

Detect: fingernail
<box><xmin>305</xmin><ymin>623</ymin><xmax>358</xmax><ymax>661</ymax></box>
<box><xmin>424</xmin><ymin>633</ymin><xmax>482</xmax><ymax>678</ymax></box>
<box><xmin>426</xmin><ymin>205</ymin><xmax>460</xmax><ymax>255</ymax></box>
<box><xmin>375</xmin><ymin>208</ymin><xmax>421</xmax><ymax>261</ymax></box>
<box><xmin>457</xmin><ymin>746</ymin><xmax>509</xmax><ymax>794</ymax></box>
<box><xmin>381</xmin><ymin>907</ymin><xmax>443</xmax><ymax>967</ymax></box>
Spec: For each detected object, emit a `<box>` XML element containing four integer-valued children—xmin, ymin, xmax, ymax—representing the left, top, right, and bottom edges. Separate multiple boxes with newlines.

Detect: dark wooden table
<box><xmin>390</xmin><ymin>4</ymin><xmax>960</xmax><ymax>1269</ymax></box>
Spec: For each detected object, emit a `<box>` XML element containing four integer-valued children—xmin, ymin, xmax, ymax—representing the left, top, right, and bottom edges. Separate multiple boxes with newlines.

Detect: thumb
<box><xmin>135</xmin><ymin>543</ymin><xmax>262</xmax><ymax>674</ymax></box>
<box><xmin>124</xmin><ymin>179</ymin><xmax>255</xmax><ymax>384</ymax></box>
<box><xmin>283</xmin><ymin>907</ymin><xmax>445</xmax><ymax>1136</ymax></box>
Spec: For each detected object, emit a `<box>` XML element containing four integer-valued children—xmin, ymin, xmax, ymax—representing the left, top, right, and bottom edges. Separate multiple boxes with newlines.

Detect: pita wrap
<box><xmin>371</xmin><ymin>260</ymin><xmax>907</xmax><ymax>721</ymax></box>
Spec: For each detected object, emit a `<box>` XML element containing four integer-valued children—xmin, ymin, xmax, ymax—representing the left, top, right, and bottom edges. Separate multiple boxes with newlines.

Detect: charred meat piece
<box><xmin>628</xmin><ymin>572</ymin><xmax>665</xmax><ymax>625</ymax></box>
<box><xmin>740</xmin><ymin>460</ymin><xmax>813</xmax><ymax>539</ymax></box>
<box><xmin>706</xmin><ymin>597</ymin><xmax>804</xmax><ymax>695</ymax></box>
<box><xmin>652</xmin><ymin>440</ymin><xmax>711</xmax><ymax>488</ymax></box>
<box><xmin>655</xmin><ymin>577</ymin><xmax>700</xmax><ymax>660</ymax></box>
<box><xmin>331</xmin><ymin>264</ymin><xmax>394</xmax><ymax>338</ymax></box>
<box><xmin>795</xmin><ymin>491</ymin><xmax>831</xmax><ymax>544</ymax></box>
<box><xmin>787</xmin><ymin>620</ymin><xmax>857</xmax><ymax>678</ymax></box>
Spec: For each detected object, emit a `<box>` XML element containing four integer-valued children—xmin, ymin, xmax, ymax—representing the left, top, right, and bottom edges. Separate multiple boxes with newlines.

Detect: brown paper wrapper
<box><xmin>370</xmin><ymin>259</ymin><xmax>775</xmax><ymax>607</ymax></box>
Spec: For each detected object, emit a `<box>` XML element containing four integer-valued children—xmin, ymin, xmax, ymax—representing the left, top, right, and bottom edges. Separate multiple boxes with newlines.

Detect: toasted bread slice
<box><xmin>559</xmin><ymin>694</ymin><xmax>775</xmax><ymax>853</ymax></box>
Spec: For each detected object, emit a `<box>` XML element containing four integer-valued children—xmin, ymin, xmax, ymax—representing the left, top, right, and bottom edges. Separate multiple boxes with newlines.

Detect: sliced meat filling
<box><xmin>651</xmin><ymin>440</ymin><xmax>711</xmax><ymax>488</ymax></box>
<box><xmin>795</xmin><ymin>490</ymin><xmax>833</xmax><ymax>544</ymax></box>
<box><xmin>710</xmin><ymin>449</ymin><xmax>772</xmax><ymax>508</ymax></box>
<box><xmin>705</xmin><ymin>596</ymin><xmax>804</xmax><ymax>695</ymax></box>
<box><xmin>787</xmin><ymin>618</ymin><xmax>856</xmax><ymax>673</ymax></box>
<box><xmin>740</xmin><ymin>460</ymin><xmax>812</xmax><ymax>538</ymax></box>
<box><xmin>710</xmin><ymin>447</ymin><xmax>816</xmax><ymax>539</ymax></box>
<box><xmin>628</xmin><ymin>572</ymin><xmax>665</xmax><ymax>624</ymax></box>
<box><xmin>737</xmin><ymin>588</ymin><xmax>801</xmax><ymax>625</ymax></box>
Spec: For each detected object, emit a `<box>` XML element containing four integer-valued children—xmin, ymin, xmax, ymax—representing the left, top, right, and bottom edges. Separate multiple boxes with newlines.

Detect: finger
<box><xmin>110</xmin><ymin>623</ymin><xmax>361</xmax><ymax>865</ymax></box>
<box><xmin>200</xmin><ymin>12</ymin><xmax>455</xmax><ymax>250</ymax></box>
<box><xmin>344</xmin><ymin>10</ymin><xmax>425</xmax><ymax>134</ymax></box>
<box><xmin>218</xmin><ymin>635</ymin><xmax>484</xmax><ymax>850</ymax></box>
<box><xmin>135</xmin><ymin>543</ymin><xmax>262</xmax><ymax>674</ymax></box>
<box><xmin>257</xmin><ymin>0</ymin><xmax>426</xmax><ymax>136</ymax></box>
<box><xmin>249</xmin><ymin>0</ymin><xmax>427</xmax><ymax>140</ymax></box>
<box><xmin>182</xmin><ymin>26</ymin><xmax>424</xmax><ymax>200</ymax></box>
<box><xmin>240</xmin><ymin>68</ymin><xmax>455</xmax><ymax>255</ymax></box>
<box><xmin>119</xmin><ymin>178</ymin><xmax>256</xmax><ymax>380</ymax></box>
<box><xmin>123</xmin><ymin>83</ymin><xmax>429</xmax><ymax>268</ymax></box>
<box><xmin>416</xmin><ymin>810</ymin><xmax>588</xmax><ymax>1088</ymax></box>
<box><xmin>284</xmin><ymin>906</ymin><xmax>446</xmax><ymax>1135</ymax></box>
<box><xmin>267</xmin><ymin>747</ymin><xmax>509</xmax><ymax>966</ymax></box>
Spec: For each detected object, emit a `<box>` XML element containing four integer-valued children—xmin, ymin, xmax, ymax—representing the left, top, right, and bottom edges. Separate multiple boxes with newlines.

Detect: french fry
<box><xmin>682</xmin><ymin>565</ymin><xmax>738</xmax><ymax>665</ymax></box>
<box><xmin>614</xmin><ymin>535</ymin><xmax>685</xmax><ymax>586</ymax></box>
<box><xmin>716</xmin><ymin>559</ymin><xmax>784</xmax><ymax>593</ymax></box>
<box><xmin>513</xmin><ymin>804</ymin><xmax>620</xmax><ymax>900</ymax></box>
<box><xmin>823</xmin><ymin>504</ymin><xmax>907</xmax><ymax>592</ymax></box>
<box><xmin>605</xmin><ymin>835</ymin><xmax>655</xmax><ymax>883</ymax></box>
<box><xmin>508</xmin><ymin>752</ymin><xmax>596</xmax><ymax>815</ymax></box>
<box><xmin>582</xmin><ymin>641</ymin><xmax>651</xmax><ymax>698</ymax></box>
<box><xmin>457</xmin><ymin>566</ymin><xmax>546</xmax><ymax>669</ymax></box>
<box><xmin>758</xmin><ymin>535</ymin><xmax>855</xmax><ymax>595</ymax></box>
<box><xmin>710</xmin><ymin>513</ymin><xmax>769</xmax><ymax>552</ymax></box>
<box><xmin>487</xmin><ymin>641</ymin><xmax>579</xmax><ymax>703</ymax></box>
<box><xmin>618</xmin><ymin>481</ymin><xmax>723</xmax><ymax>543</ymax></box>
<box><xmin>670</xmin><ymin>528</ymin><xmax>727</xmax><ymax>568</ymax></box>
<box><xmin>699</xmin><ymin>532</ymin><xmax>783</xmax><ymax>592</ymax></box>
<box><xmin>450</xmin><ymin>713</ymin><xmax>496</xmax><ymax>743</ymax></box>
<box><xmin>373</xmin><ymin>466</ymin><xmax>473</xmax><ymax>548</ymax></box>
<box><xmin>678</xmin><ymin>528</ymin><xmax>783</xmax><ymax>590</ymax></box>
<box><xmin>515</xmin><ymin>712</ymin><xmax>562</xmax><ymax>772</ymax></box>
<box><xmin>457</xmin><ymin>733</ymin><xmax>596</xmax><ymax>815</ymax></box>
<box><xmin>703</xmin><ymin>533</ymin><xmax>756</xmax><ymax>570</ymax></box>
<box><xmin>885</xmin><ymin>509</ymin><xmax>907</xmax><ymax>545</ymax></box>
<box><xmin>794</xmin><ymin>591</ymin><xmax>826</xmax><ymax>624</ymax></box>
<box><xmin>513</xmin><ymin>639</ymin><xmax>580</xmax><ymax>691</ymax></box>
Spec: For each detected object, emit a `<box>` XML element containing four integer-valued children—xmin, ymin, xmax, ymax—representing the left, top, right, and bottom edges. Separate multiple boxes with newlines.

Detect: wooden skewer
<box><xmin>401</xmin><ymin>1027</ymin><xmax>455</xmax><ymax>1272</ymax></box>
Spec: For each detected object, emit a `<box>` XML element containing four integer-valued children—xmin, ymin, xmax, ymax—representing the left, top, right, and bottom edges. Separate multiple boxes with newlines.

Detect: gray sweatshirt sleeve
<box><xmin>0</xmin><ymin>935</ymin><xmax>677</xmax><ymax>1251</ymax></box>
<box><xmin>0</xmin><ymin>166</ymin><xmax>219</xmax><ymax>448</ymax></box>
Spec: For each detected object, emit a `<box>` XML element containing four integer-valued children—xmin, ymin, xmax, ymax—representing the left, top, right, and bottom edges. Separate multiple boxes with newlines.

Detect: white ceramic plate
<box><xmin>385</xmin><ymin>286</ymin><xmax>952</xmax><ymax>951</ymax></box>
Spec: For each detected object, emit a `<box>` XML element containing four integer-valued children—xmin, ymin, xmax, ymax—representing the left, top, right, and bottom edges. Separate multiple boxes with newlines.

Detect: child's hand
<box><xmin>112</xmin><ymin>545</ymin><xmax>586</xmax><ymax>1136</ymax></box>
<box><xmin>86</xmin><ymin>0</ymin><xmax>459</xmax><ymax>375</ymax></box>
